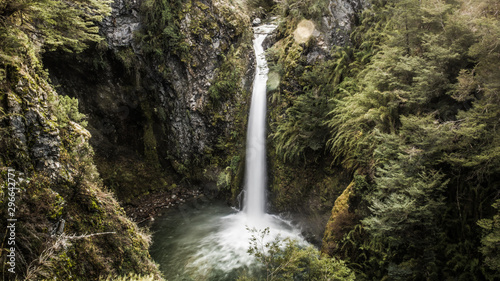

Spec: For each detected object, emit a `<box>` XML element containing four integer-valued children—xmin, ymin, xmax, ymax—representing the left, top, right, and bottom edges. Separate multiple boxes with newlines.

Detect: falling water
<box><xmin>150</xmin><ymin>22</ymin><xmax>307</xmax><ymax>280</ymax></box>
<box><xmin>244</xmin><ymin>23</ymin><xmax>276</xmax><ymax>220</ymax></box>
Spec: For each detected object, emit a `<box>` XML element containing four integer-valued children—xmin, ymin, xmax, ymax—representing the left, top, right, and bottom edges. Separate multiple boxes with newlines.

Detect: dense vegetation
<box><xmin>239</xmin><ymin>227</ymin><xmax>355</xmax><ymax>281</ymax></box>
<box><xmin>2</xmin><ymin>0</ymin><xmax>500</xmax><ymax>279</ymax></box>
<box><xmin>0</xmin><ymin>0</ymin><xmax>162</xmax><ymax>279</ymax></box>
<box><xmin>268</xmin><ymin>0</ymin><xmax>500</xmax><ymax>279</ymax></box>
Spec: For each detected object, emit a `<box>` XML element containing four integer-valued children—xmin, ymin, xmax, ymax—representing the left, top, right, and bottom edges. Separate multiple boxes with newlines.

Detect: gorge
<box><xmin>2</xmin><ymin>0</ymin><xmax>500</xmax><ymax>280</ymax></box>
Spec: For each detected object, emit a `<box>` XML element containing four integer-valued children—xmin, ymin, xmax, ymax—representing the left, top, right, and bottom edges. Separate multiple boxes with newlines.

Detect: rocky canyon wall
<box><xmin>44</xmin><ymin>0</ymin><xmax>255</xmax><ymax>202</ymax></box>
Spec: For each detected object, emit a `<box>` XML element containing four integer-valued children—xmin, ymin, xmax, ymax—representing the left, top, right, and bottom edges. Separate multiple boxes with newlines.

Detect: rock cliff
<box><xmin>44</xmin><ymin>0</ymin><xmax>255</xmax><ymax>202</ymax></box>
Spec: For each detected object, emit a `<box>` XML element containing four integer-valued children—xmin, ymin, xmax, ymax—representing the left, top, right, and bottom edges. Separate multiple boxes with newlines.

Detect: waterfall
<box><xmin>244</xmin><ymin>23</ymin><xmax>276</xmax><ymax>220</ymax></box>
<box><xmin>150</xmin><ymin>22</ymin><xmax>308</xmax><ymax>280</ymax></box>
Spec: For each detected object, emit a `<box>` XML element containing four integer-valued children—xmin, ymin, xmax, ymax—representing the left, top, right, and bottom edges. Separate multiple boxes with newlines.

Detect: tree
<box><xmin>478</xmin><ymin>200</ymin><xmax>500</xmax><ymax>272</ymax></box>
<box><xmin>242</xmin><ymin>227</ymin><xmax>355</xmax><ymax>281</ymax></box>
<box><xmin>361</xmin><ymin>131</ymin><xmax>447</xmax><ymax>280</ymax></box>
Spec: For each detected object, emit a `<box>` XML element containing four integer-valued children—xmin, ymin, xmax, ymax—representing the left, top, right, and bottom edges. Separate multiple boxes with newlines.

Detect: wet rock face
<box><xmin>322</xmin><ymin>0</ymin><xmax>366</xmax><ymax>46</ymax></box>
<box><xmin>159</xmin><ymin>0</ymin><xmax>250</xmax><ymax>162</ymax></box>
<box><xmin>101</xmin><ymin>0</ymin><xmax>141</xmax><ymax>48</ymax></box>
<box><xmin>44</xmin><ymin>0</ymin><xmax>253</xmax><ymax>193</ymax></box>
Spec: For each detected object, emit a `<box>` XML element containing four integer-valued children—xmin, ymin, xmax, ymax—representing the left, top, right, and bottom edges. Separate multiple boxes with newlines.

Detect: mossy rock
<box><xmin>321</xmin><ymin>181</ymin><xmax>358</xmax><ymax>256</ymax></box>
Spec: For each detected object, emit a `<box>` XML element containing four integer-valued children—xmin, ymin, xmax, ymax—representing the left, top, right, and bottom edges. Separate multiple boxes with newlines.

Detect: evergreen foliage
<box><xmin>209</xmin><ymin>46</ymin><xmax>243</xmax><ymax>106</ymax></box>
<box><xmin>478</xmin><ymin>200</ymin><xmax>500</xmax><ymax>273</ymax></box>
<box><xmin>320</xmin><ymin>0</ymin><xmax>500</xmax><ymax>279</ymax></box>
<box><xmin>138</xmin><ymin>0</ymin><xmax>188</xmax><ymax>62</ymax></box>
<box><xmin>271</xmin><ymin>0</ymin><xmax>500</xmax><ymax>279</ymax></box>
<box><xmin>241</xmin><ymin>227</ymin><xmax>355</xmax><ymax>281</ymax></box>
<box><xmin>51</xmin><ymin>95</ymin><xmax>88</xmax><ymax>128</ymax></box>
<box><xmin>273</xmin><ymin>72</ymin><xmax>330</xmax><ymax>162</ymax></box>
<box><xmin>361</xmin><ymin>133</ymin><xmax>448</xmax><ymax>279</ymax></box>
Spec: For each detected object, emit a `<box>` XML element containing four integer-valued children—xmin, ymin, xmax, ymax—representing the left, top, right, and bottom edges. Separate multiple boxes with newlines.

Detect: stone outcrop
<box><xmin>43</xmin><ymin>0</ymin><xmax>254</xmax><ymax>201</ymax></box>
<box><xmin>322</xmin><ymin>0</ymin><xmax>366</xmax><ymax>46</ymax></box>
<box><xmin>4</xmin><ymin>68</ymin><xmax>62</xmax><ymax>178</ymax></box>
<box><xmin>101</xmin><ymin>0</ymin><xmax>141</xmax><ymax>48</ymax></box>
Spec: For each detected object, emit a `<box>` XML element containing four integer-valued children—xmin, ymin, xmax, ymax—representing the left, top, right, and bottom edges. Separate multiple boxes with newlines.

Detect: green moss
<box><xmin>143</xmin><ymin>122</ymin><xmax>160</xmax><ymax>168</ymax></box>
<box><xmin>89</xmin><ymin>197</ymin><xmax>102</xmax><ymax>213</ymax></box>
<box><xmin>217</xmin><ymin>169</ymin><xmax>231</xmax><ymax>189</ymax></box>
<box><xmin>229</xmin><ymin>155</ymin><xmax>240</xmax><ymax>172</ymax></box>
<box><xmin>115</xmin><ymin>47</ymin><xmax>136</xmax><ymax>71</ymax></box>
<box><xmin>196</xmin><ymin>1</ymin><xmax>209</xmax><ymax>11</ymax></box>
<box><xmin>321</xmin><ymin>181</ymin><xmax>355</xmax><ymax>253</ymax></box>
<box><xmin>49</xmin><ymin>192</ymin><xmax>65</xmax><ymax>220</ymax></box>
<box><xmin>139</xmin><ymin>0</ymin><xmax>190</xmax><ymax>62</ymax></box>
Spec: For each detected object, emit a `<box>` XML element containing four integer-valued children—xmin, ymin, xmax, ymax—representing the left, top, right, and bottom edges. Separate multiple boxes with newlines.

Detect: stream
<box><xmin>150</xmin><ymin>201</ymin><xmax>304</xmax><ymax>280</ymax></box>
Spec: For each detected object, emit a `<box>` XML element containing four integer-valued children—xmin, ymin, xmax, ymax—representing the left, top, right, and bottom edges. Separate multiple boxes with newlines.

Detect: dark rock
<box><xmin>5</xmin><ymin>71</ymin><xmax>62</xmax><ymax>178</ymax></box>
<box><xmin>101</xmin><ymin>0</ymin><xmax>141</xmax><ymax>48</ymax></box>
<box><xmin>44</xmin><ymin>0</ymin><xmax>254</xmax><ymax>201</ymax></box>
<box><xmin>306</xmin><ymin>50</ymin><xmax>325</xmax><ymax>65</ymax></box>
<box><xmin>322</xmin><ymin>0</ymin><xmax>367</xmax><ymax>47</ymax></box>
<box><xmin>262</xmin><ymin>28</ymin><xmax>278</xmax><ymax>50</ymax></box>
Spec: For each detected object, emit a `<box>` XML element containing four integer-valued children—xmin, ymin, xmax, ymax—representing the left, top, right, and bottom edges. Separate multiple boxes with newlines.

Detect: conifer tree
<box><xmin>362</xmin><ymin>132</ymin><xmax>447</xmax><ymax>280</ymax></box>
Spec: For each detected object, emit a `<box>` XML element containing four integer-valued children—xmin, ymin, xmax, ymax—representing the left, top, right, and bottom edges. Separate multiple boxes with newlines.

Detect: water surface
<box><xmin>150</xmin><ymin>201</ymin><xmax>305</xmax><ymax>281</ymax></box>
